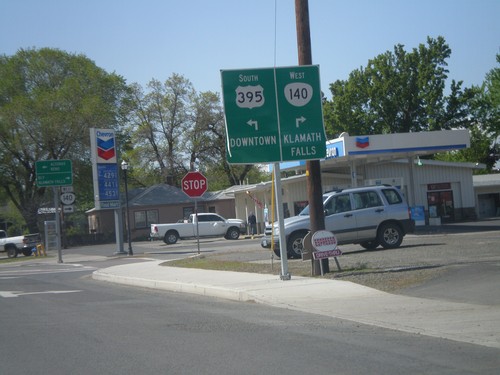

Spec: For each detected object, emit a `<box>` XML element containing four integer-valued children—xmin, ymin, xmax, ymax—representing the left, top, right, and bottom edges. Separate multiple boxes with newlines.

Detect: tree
<box><xmin>0</xmin><ymin>48</ymin><xmax>129</xmax><ymax>232</ymax></box>
<box><xmin>435</xmin><ymin>55</ymin><xmax>500</xmax><ymax>171</ymax></box>
<box><xmin>126</xmin><ymin>75</ymin><xmax>194</xmax><ymax>186</ymax></box>
<box><xmin>126</xmin><ymin>75</ymin><xmax>259</xmax><ymax>189</ymax></box>
<box><xmin>482</xmin><ymin>54</ymin><xmax>500</xmax><ymax>137</ymax></box>
<box><xmin>324</xmin><ymin>36</ymin><xmax>451</xmax><ymax>136</ymax></box>
<box><xmin>323</xmin><ymin>37</ymin><xmax>500</xmax><ymax>172</ymax></box>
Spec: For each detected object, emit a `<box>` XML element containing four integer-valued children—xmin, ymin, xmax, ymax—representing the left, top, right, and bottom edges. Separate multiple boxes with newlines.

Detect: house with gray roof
<box><xmin>86</xmin><ymin>184</ymin><xmax>239</xmax><ymax>241</ymax></box>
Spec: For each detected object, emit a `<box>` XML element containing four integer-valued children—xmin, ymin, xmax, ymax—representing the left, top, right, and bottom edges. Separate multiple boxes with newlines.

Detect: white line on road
<box><xmin>0</xmin><ymin>290</ymin><xmax>82</xmax><ymax>298</ymax></box>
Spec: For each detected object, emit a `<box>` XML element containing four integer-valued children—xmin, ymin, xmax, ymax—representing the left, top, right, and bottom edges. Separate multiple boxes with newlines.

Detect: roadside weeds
<box><xmin>164</xmin><ymin>255</ymin><xmax>448</xmax><ymax>293</ymax></box>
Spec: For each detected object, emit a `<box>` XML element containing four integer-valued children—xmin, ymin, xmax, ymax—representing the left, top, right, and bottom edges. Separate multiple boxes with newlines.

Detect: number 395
<box><xmin>237</xmin><ymin>90</ymin><xmax>263</xmax><ymax>104</ymax></box>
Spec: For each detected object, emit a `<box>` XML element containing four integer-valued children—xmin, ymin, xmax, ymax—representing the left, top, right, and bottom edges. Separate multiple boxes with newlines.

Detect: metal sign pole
<box><xmin>195</xmin><ymin>199</ymin><xmax>200</xmax><ymax>254</ymax></box>
<box><xmin>274</xmin><ymin>163</ymin><xmax>290</xmax><ymax>280</ymax></box>
<box><xmin>53</xmin><ymin>187</ymin><xmax>63</xmax><ymax>263</ymax></box>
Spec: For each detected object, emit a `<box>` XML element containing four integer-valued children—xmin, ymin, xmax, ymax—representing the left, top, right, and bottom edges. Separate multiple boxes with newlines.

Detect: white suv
<box><xmin>261</xmin><ymin>185</ymin><xmax>415</xmax><ymax>258</ymax></box>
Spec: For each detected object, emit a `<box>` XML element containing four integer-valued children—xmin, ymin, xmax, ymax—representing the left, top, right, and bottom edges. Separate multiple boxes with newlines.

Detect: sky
<box><xmin>1</xmin><ymin>0</ymin><xmax>499</xmax><ymax>98</ymax></box>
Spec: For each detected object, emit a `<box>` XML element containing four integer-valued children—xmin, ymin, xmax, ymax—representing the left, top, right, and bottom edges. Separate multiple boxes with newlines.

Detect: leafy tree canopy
<box><xmin>124</xmin><ymin>75</ymin><xmax>260</xmax><ymax>190</ymax></box>
<box><xmin>324</xmin><ymin>36</ymin><xmax>453</xmax><ymax>136</ymax></box>
<box><xmin>0</xmin><ymin>48</ymin><xmax>130</xmax><ymax>232</ymax></box>
<box><xmin>323</xmin><ymin>37</ymin><xmax>499</xmax><ymax>171</ymax></box>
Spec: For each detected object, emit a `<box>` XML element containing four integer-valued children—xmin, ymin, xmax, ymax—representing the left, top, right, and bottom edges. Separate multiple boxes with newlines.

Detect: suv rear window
<box><xmin>382</xmin><ymin>188</ymin><xmax>402</xmax><ymax>205</ymax></box>
<box><xmin>353</xmin><ymin>191</ymin><xmax>383</xmax><ymax>209</ymax></box>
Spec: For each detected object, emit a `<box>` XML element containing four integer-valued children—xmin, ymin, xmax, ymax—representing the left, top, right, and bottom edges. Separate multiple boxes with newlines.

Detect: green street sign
<box><xmin>36</xmin><ymin>159</ymin><xmax>73</xmax><ymax>187</ymax></box>
<box><xmin>221</xmin><ymin>65</ymin><xmax>326</xmax><ymax>164</ymax></box>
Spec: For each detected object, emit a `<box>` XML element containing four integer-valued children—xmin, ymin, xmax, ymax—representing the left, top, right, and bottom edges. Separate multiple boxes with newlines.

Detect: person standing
<box><xmin>248</xmin><ymin>212</ymin><xmax>257</xmax><ymax>239</ymax></box>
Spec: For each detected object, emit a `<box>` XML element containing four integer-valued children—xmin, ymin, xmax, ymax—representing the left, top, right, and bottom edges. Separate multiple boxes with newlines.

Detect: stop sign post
<box><xmin>181</xmin><ymin>171</ymin><xmax>207</xmax><ymax>255</ymax></box>
<box><xmin>182</xmin><ymin>171</ymin><xmax>208</xmax><ymax>198</ymax></box>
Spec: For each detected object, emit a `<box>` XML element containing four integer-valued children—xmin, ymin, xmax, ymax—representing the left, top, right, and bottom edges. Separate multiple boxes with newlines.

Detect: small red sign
<box><xmin>181</xmin><ymin>172</ymin><xmax>208</xmax><ymax>198</ymax></box>
<box><xmin>312</xmin><ymin>249</ymin><xmax>343</xmax><ymax>260</ymax></box>
<box><xmin>311</xmin><ymin>230</ymin><xmax>342</xmax><ymax>260</ymax></box>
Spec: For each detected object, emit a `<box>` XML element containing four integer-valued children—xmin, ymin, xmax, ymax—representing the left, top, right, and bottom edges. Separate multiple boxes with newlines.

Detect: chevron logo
<box><xmin>356</xmin><ymin>137</ymin><xmax>370</xmax><ymax>148</ymax></box>
<box><xmin>97</xmin><ymin>147</ymin><xmax>115</xmax><ymax>160</ymax></box>
<box><xmin>96</xmin><ymin>131</ymin><xmax>116</xmax><ymax>161</ymax></box>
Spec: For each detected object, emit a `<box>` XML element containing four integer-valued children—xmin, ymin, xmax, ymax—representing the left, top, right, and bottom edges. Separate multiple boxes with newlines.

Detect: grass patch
<box><xmin>0</xmin><ymin>255</ymin><xmax>44</xmax><ymax>264</ymax></box>
<box><xmin>164</xmin><ymin>255</ymin><xmax>375</xmax><ymax>278</ymax></box>
<box><xmin>164</xmin><ymin>256</ymin><xmax>282</xmax><ymax>274</ymax></box>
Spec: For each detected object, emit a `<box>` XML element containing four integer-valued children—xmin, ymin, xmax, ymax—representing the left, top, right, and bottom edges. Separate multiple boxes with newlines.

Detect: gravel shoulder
<box><xmin>331</xmin><ymin>265</ymin><xmax>450</xmax><ymax>293</ymax></box>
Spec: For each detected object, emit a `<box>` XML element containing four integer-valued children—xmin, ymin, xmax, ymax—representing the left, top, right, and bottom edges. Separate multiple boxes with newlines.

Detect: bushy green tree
<box><xmin>435</xmin><ymin>54</ymin><xmax>500</xmax><ymax>171</ymax></box>
<box><xmin>324</xmin><ymin>37</ymin><xmax>499</xmax><ymax>172</ymax></box>
<box><xmin>324</xmin><ymin>37</ymin><xmax>452</xmax><ymax>136</ymax></box>
<box><xmin>0</xmin><ymin>48</ymin><xmax>129</xmax><ymax>232</ymax></box>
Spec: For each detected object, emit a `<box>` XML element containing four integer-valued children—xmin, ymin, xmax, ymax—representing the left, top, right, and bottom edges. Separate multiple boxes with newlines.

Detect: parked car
<box><xmin>151</xmin><ymin>213</ymin><xmax>247</xmax><ymax>244</ymax></box>
<box><xmin>261</xmin><ymin>185</ymin><xmax>415</xmax><ymax>258</ymax></box>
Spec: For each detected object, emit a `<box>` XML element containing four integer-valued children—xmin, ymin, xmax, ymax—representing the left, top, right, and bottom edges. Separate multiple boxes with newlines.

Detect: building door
<box><xmin>477</xmin><ymin>193</ymin><xmax>500</xmax><ymax>218</ymax></box>
<box><xmin>427</xmin><ymin>190</ymin><xmax>454</xmax><ymax>222</ymax></box>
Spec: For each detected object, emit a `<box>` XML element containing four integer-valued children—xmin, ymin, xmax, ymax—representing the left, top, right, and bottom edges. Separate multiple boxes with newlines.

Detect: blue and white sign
<box><xmin>90</xmin><ymin>128</ymin><xmax>121</xmax><ymax>210</ymax></box>
<box><xmin>98</xmin><ymin>164</ymin><xmax>120</xmax><ymax>201</ymax></box>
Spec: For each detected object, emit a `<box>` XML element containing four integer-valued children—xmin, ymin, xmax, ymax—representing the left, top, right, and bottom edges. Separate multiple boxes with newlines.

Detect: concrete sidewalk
<box><xmin>93</xmin><ymin>259</ymin><xmax>500</xmax><ymax>349</ymax></box>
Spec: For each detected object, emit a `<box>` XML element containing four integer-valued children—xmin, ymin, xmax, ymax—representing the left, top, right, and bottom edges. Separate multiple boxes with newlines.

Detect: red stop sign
<box><xmin>181</xmin><ymin>171</ymin><xmax>208</xmax><ymax>198</ymax></box>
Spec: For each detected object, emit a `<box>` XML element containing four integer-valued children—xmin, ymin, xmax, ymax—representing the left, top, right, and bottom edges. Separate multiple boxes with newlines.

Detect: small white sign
<box><xmin>60</xmin><ymin>192</ymin><xmax>76</xmax><ymax>205</ymax></box>
<box><xmin>311</xmin><ymin>230</ymin><xmax>338</xmax><ymax>252</ymax></box>
<box><xmin>63</xmin><ymin>205</ymin><xmax>74</xmax><ymax>213</ymax></box>
<box><xmin>311</xmin><ymin>230</ymin><xmax>342</xmax><ymax>260</ymax></box>
<box><xmin>61</xmin><ymin>186</ymin><xmax>74</xmax><ymax>193</ymax></box>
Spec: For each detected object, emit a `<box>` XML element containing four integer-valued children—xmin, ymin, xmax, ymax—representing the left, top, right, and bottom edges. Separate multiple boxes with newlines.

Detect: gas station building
<box><xmin>232</xmin><ymin>129</ymin><xmax>488</xmax><ymax>231</ymax></box>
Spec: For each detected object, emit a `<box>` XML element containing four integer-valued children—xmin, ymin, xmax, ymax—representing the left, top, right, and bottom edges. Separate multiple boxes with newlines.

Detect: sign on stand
<box><xmin>311</xmin><ymin>230</ymin><xmax>342</xmax><ymax>274</ymax></box>
<box><xmin>221</xmin><ymin>65</ymin><xmax>326</xmax><ymax>164</ymax></box>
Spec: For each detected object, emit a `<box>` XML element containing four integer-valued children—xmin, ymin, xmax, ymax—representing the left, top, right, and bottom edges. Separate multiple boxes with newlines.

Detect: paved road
<box><xmin>3</xmin><ymin>218</ymin><xmax>499</xmax><ymax>306</ymax></box>
<box><xmin>3</xmin><ymin>261</ymin><xmax>498</xmax><ymax>374</ymax></box>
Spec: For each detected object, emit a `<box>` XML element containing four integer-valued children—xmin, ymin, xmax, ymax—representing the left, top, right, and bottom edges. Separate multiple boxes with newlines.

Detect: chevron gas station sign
<box><xmin>95</xmin><ymin>130</ymin><xmax>117</xmax><ymax>163</ymax></box>
<box><xmin>90</xmin><ymin>128</ymin><xmax>120</xmax><ymax>209</ymax></box>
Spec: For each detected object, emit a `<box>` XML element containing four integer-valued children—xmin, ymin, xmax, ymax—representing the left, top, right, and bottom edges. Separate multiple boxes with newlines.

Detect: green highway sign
<box><xmin>36</xmin><ymin>159</ymin><xmax>73</xmax><ymax>187</ymax></box>
<box><xmin>221</xmin><ymin>65</ymin><xmax>326</xmax><ymax>164</ymax></box>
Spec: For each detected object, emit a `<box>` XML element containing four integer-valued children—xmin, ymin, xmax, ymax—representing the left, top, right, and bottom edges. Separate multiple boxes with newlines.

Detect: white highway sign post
<box><xmin>221</xmin><ymin>65</ymin><xmax>326</xmax><ymax>164</ymax></box>
<box><xmin>35</xmin><ymin>159</ymin><xmax>73</xmax><ymax>264</ymax></box>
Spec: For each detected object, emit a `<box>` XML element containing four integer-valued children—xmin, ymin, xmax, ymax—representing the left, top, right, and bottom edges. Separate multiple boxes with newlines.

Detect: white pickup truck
<box><xmin>0</xmin><ymin>230</ymin><xmax>42</xmax><ymax>258</ymax></box>
<box><xmin>150</xmin><ymin>213</ymin><xmax>246</xmax><ymax>244</ymax></box>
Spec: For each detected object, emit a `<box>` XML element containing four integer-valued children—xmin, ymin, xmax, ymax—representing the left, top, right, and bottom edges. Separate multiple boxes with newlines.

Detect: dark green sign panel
<box><xmin>221</xmin><ymin>68</ymin><xmax>280</xmax><ymax>163</ymax></box>
<box><xmin>36</xmin><ymin>159</ymin><xmax>73</xmax><ymax>187</ymax></box>
<box><xmin>221</xmin><ymin>65</ymin><xmax>326</xmax><ymax>164</ymax></box>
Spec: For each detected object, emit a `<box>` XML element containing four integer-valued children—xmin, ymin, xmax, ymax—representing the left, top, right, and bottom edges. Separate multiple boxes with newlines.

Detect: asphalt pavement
<box><xmin>4</xmin><ymin>219</ymin><xmax>500</xmax><ymax>349</ymax></box>
<box><xmin>90</xmin><ymin>219</ymin><xmax>500</xmax><ymax>350</ymax></box>
<box><xmin>92</xmin><ymin>258</ymin><xmax>500</xmax><ymax>349</ymax></box>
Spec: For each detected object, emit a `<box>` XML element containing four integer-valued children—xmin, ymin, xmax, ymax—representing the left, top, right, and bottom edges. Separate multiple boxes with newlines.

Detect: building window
<box><xmin>134</xmin><ymin>210</ymin><xmax>159</xmax><ymax>229</ymax></box>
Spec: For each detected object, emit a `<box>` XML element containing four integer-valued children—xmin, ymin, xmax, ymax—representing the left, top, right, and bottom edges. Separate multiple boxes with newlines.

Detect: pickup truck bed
<box><xmin>0</xmin><ymin>230</ymin><xmax>42</xmax><ymax>258</ymax></box>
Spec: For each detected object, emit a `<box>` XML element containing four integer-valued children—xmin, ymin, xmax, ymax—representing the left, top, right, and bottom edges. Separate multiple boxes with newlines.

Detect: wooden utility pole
<box><xmin>295</xmin><ymin>0</ymin><xmax>329</xmax><ymax>275</ymax></box>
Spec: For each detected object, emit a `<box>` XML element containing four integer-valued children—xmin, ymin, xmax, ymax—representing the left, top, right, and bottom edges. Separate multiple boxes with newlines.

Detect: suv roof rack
<box><xmin>324</xmin><ymin>184</ymin><xmax>395</xmax><ymax>194</ymax></box>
